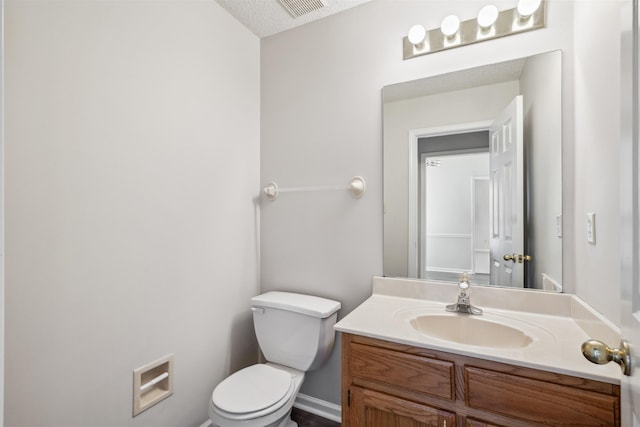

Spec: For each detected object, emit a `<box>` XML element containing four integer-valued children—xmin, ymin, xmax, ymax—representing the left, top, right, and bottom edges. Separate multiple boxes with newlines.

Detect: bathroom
<box><xmin>1</xmin><ymin>0</ymin><xmax>628</xmax><ymax>426</ymax></box>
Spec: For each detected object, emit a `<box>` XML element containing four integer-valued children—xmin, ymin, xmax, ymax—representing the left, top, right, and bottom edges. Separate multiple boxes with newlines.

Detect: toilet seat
<box><xmin>211</xmin><ymin>364</ymin><xmax>295</xmax><ymax>421</ymax></box>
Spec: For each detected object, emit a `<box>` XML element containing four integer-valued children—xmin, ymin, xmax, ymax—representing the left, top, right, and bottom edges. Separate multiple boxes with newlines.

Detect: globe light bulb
<box><xmin>477</xmin><ymin>5</ymin><xmax>499</xmax><ymax>29</ymax></box>
<box><xmin>441</xmin><ymin>15</ymin><xmax>460</xmax><ymax>38</ymax></box>
<box><xmin>407</xmin><ymin>24</ymin><xmax>427</xmax><ymax>46</ymax></box>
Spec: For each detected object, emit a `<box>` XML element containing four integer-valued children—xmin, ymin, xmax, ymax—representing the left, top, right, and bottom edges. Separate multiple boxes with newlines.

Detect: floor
<box><xmin>291</xmin><ymin>408</ymin><xmax>340</xmax><ymax>427</ymax></box>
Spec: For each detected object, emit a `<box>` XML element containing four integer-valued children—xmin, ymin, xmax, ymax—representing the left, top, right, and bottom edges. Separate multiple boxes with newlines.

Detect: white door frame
<box><xmin>407</xmin><ymin>121</ymin><xmax>492</xmax><ymax>277</ymax></box>
<box><xmin>1</xmin><ymin>0</ymin><xmax>5</xmax><ymax>424</ymax></box>
<box><xmin>620</xmin><ymin>0</ymin><xmax>639</xmax><ymax>423</ymax></box>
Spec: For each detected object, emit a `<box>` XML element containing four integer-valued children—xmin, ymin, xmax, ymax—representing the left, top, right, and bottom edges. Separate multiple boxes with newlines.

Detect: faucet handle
<box><xmin>446</xmin><ymin>272</ymin><xmax>483</xmax><ymax>315</ymax></box>
<box><xmin>458</xmin><ymin>272</ymin><xmax>470</xmax><ymax>290</ymax></box>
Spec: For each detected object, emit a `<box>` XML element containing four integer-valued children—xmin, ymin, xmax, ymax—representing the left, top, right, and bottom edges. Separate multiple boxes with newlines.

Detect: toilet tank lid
<box><xmin>251</xmin><ymin>292</ymin><xmax>341</xmax><ymax>318</ymax></box>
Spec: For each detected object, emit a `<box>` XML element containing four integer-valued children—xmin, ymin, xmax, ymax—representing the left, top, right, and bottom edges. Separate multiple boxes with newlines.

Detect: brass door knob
<box><xmin>581</xmin><ymin>339</ymin><xmax>631</xmax><ymax>376</ymax></box>
<box><xmin>503</xmin><ymin>254</ymin><xmax>532</xmax><ymax>263</ymax></box>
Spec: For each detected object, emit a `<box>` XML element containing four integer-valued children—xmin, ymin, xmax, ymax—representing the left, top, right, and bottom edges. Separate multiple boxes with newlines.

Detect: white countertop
<box><xmin>334</xmin><ymin>276</ymin><xmax>621</xmax><ymax>385</ymax></box>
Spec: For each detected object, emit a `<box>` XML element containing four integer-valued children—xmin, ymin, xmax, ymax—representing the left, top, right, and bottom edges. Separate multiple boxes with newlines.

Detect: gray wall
<box><xmin>521</xmin><ymin>52</ymin><xmax>563</xmax><ymax>289</ymax></box>
<box><xmin>261</xmin><ymin>0</ymin><xmax>623</xmax><ymax>406</ymax></box>
<box><xmin>572</xmin><ymin>0</ymin><xmax>623</xmax><ymax>325</ymax></box>
<box><xmin>5</xmin><ymin>2</ymin><xmax>260</xmax><ymax>426</ymax></box>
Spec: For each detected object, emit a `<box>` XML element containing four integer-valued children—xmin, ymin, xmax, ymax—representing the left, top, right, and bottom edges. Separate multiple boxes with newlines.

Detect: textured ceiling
<box><xmin>215</xmin><ymin>0</ymin><xmax>372</xmax><ymax>38</ymax></box>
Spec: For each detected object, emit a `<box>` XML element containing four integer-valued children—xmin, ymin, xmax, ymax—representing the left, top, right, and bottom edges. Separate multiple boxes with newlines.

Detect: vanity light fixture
<box><xmin>403</xmin><ymin>0</ymin><xmax>546</xmax><ymax>60</ymax></box>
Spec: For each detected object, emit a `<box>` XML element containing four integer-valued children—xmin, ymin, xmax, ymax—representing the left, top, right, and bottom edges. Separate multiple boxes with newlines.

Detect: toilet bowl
<box><xmin>208</xmin><ymin>292</ymin><xmax>341</xmax><ymax>427</ymax></box>
<box><xmin>209</xmin><ymin>364</ymin><xmax>304</xmax><ymax>427</ymax></box>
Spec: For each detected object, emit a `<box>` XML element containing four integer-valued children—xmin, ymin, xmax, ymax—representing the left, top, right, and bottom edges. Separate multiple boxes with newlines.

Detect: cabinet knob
<box><xmin>581</xmin><ymin>339</ymin><xmax>631</xmax><ymax>376</ymax></box>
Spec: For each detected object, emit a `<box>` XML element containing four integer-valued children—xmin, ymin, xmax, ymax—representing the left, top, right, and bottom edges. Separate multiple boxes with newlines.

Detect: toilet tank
<box><xmin>251</xmin><ymin>292</ymin><xmax>341</xmax><ymax>372</ymax></box>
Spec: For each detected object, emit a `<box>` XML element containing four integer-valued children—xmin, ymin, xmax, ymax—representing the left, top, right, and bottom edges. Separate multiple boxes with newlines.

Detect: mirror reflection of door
<box><xmin>489</xmin><ymin>95</ymin><xmax>525</xmax><ymax>287</ymax></box>
<box><xmin>418</xmin><ymin>96</ymin><xmax>525</xmax><ymax>288</ymax></box>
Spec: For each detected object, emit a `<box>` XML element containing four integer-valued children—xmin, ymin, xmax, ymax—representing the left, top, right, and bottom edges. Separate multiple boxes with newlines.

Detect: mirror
<box><xmin>383</xmin><ymin>50</ymin><xmax>562</xmax><ymax>292</ymax></box>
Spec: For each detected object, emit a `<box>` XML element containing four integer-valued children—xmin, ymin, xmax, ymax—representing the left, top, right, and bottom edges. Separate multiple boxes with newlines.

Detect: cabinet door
<box><xmin>349</xmin><ymin>386</ymin><xmax>455</xmax><ymax>427</ymax></box>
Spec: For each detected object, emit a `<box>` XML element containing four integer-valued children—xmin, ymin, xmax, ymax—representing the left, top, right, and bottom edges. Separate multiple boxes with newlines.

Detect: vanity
<box><xmin>361</xmin><ymin>46</ymin><xmax>624</xmax><ymax>426</ymax></box>
<box><xmin>334</xmin><ymin>277</ymin><xmax>621</xmax><ymax>427</ymax></box>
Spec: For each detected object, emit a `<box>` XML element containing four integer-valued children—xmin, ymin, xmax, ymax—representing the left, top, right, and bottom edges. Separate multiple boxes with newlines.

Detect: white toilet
<box><xmin>208</xmin><ymin>291</ymin><xmax>341</xmax><ymax>427</ymax></box>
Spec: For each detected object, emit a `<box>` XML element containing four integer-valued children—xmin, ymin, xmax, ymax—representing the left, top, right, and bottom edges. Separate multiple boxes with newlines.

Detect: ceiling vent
<box><xmin>277</xmin><ymin>0</ymin><xmax>328</xmax><ymax>18</ymax></box>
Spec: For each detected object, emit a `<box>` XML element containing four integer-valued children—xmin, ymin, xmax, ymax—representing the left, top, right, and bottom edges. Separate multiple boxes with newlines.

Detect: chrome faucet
<box><xmin>446</xmin><ymin>273</ymin><xmax>483</xmax><ymax>315</ymax></box>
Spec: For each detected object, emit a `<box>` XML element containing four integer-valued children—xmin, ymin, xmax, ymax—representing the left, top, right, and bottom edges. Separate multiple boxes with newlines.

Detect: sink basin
<box><xmin>410</xmin><ymin>314</ymin><xmax>534</xmax><ymax>348</ymax></box>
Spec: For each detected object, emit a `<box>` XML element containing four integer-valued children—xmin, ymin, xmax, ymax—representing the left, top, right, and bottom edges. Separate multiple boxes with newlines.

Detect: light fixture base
<box><xmin>403</xmin><ymin>0</ymin><xmax>546</xmax><ymax>60</ymax></box>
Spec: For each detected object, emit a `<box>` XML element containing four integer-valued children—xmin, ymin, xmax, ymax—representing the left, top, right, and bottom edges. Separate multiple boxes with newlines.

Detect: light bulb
<box><xmin>477</xmin><ymin>5</ymin><xmax>499</xmax><ymax>29</ymax></box>
<box><xmin>441</xmin><ymin>15</ymin><xmax>460</xmax><ymax>38</ymax></box>
<box><xmin>517</xmin><ymin>0</ymin><xmax>541</xmax><ymax>18</ymax></box>
<box><xmin>407</xmin><ymin>24</ymin><xmax>427</xmax><ymax>46</ymax></box>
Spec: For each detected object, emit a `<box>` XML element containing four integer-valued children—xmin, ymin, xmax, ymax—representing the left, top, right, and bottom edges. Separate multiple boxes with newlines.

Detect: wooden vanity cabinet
<box><xmin>341</xmin><ymin>333</ymin><xmax>620</xmax><ymax>427</ymax></box>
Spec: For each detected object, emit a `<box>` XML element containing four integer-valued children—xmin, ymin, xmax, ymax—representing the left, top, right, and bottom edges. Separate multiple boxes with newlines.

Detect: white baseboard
<box><xmin>293</xmin><ymin>393</ymin><xmax>342</xmax><ymax>423</ymax></box>
<box><xmin>198</xmin><ymin>393</ymin><xmax>341</xmax><ymax>426</ymax></box>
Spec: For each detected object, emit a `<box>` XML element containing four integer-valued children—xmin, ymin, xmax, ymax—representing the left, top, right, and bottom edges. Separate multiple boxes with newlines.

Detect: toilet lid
<box><xmin>212</xmin><ymin>364</ymin><xmax>293</xmax><ymax>414</ymax></box>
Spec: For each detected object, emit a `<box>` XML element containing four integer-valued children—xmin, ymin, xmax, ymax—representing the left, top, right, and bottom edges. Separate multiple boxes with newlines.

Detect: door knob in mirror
<box><xmin>503</xmin><ymin>254</ymin><xmax>532</xmax><ymax>263</ymax></box>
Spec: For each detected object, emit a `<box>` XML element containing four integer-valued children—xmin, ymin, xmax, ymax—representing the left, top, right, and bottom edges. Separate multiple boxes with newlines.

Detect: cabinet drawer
<box><xmin>465</xmin><ymin>367</ymin><xmax>619</xmax><ymax>426</ymax></box>
<box><xmin>350</xmin><ymin>342</ymin><xmax>454</xmax><ymax>400</ymax></box>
